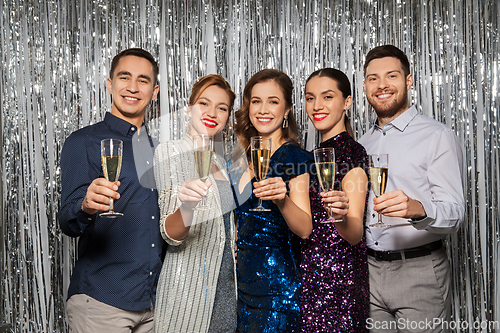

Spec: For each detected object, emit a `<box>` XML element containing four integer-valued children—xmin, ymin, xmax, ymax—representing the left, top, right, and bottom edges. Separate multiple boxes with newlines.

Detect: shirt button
<box><xmin>131</xmin><ymin>127</ymin><xmax>136</xmax><ymax>131</ymax></box>
<box><xmin>383</xmin><ymin>132</ymin><xmax>386</xmax><ymax>136</ymax></box>
<box><xmin>150</xmin><ymin>272</ymin><xmax>153</xmax><ymax>275</ymax></box>
<box><xmin>146</xmin><ymin>161</ymin><xmax>150</xmax><ymax>165</ymax></box>
<box><xmin>151</xmin><ymin>216</ymin><xmax>155</xmax><ymax>219</ymax></box>
<box><xmin>375</xmin><ymin>241</ymin><xmax>379</xmax><ymax>246</ymax></box>
<box><xmin>151</xmin><ymin>243</ymin><xmax>155</xmax><ymax>247</ymax></box>
<box><xmin>372</xmin><ymin>213</ymin><xmax>376</xmax><ymax>218</ymax></box>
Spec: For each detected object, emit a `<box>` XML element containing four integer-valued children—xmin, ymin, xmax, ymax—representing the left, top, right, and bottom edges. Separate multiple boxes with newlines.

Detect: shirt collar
<box><xmin>104</xmin><ymin>112</ymin><xmax>141</xmax><ymax>137</ymax></box>
<box><xmin>372</xmin><ymin>105</ymin><xmax>418</xmax><ymax>133</ymax></box>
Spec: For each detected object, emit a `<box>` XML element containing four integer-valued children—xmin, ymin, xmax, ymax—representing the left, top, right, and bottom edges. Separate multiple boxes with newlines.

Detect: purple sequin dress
<box><xmin>300</xmin><ymin>132</ymin><xmax>369</xmax><ymax>333</ymax></box>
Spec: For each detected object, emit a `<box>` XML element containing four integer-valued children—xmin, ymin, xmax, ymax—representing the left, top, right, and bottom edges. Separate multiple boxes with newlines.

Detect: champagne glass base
<box><xmin>249</xmin><ymin>207</ymin><xmax>271</xmax><ymax>212</ymax></box>
<box><xmin>321</xmin><ymin>218</ymin><xmax>343</xmax><ymax>223</ymax></box>
<box><xmin>196</xmin><ymin>205</ymin><xmax>212</xmax><ymax>210</ymax></box>
<box><xmin>99</xmin><ymin>211</ymin><xmax>123</xmax><ymax>218</ymax></box>
<box><xmin>369</xmin><ymin>222</ymin><xmax>391</xmax><ymax>227</ymax></box>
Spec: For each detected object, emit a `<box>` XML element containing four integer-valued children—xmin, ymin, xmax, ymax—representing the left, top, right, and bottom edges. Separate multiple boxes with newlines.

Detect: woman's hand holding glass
<box><xmin>320</xmin><ymin>190</ymin><xmax>349</xmax><ymax>222</ymax></box>
<box><xmin>178</xmin><ymin>178</ymin><xmax>212</xmax><ymax>210</ymax></box>
<box><xmin>252</xmin><ymin>177</ymin><xmax>287</xmax><ymax>204</ymax></box>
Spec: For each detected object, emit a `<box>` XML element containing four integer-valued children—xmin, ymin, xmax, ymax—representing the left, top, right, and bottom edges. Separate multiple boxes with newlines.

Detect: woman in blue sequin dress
<box><xmin>300</xmin><ymin>68</ymin><xmax>369</xmax><ymax>332</ymax></box>
<box><xmin>232</xmin><ymin>69</ymin><xmax>313</xmax><ymax>333</ymax></box>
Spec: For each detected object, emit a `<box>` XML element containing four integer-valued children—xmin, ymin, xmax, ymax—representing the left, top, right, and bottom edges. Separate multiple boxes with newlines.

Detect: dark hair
<box><xmin>110</xmin><ymin>48</ymin><xmax>159</xmax><ymax>85</ymax></box>
<box><xmin>363</xmin><ymin>45</ymin><xmax>410</xmax><ymax>78</ymax></box>
<box><xmin>235</xmin><ymin>69</ymin><xmax>298</xmax><ymax>151</ymax></box>
<box><xmin>188</xmin><ymin>74</ymin><xmax>236</xmax><ymax>128</ymax></box>
<box><xmin>305</xmin><ymin>68</ymin><xmax>355</xmax><ymax>138</ymax></box>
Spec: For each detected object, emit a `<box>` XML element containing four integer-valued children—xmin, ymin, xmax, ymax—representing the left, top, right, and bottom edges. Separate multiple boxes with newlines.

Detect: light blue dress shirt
<box><xmin>358</xmin><ymin>106</ymin><xmax>465</xmax><ymax>251</ymax></box>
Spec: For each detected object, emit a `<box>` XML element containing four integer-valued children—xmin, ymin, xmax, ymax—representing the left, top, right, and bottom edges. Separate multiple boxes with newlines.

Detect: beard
<box><xmin>367</xmin><ymin>89</ymin><xmax>409</xmax><ymax>120</ymax></box>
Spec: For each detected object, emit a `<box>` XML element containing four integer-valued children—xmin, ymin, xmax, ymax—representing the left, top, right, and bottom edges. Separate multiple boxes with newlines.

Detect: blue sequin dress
<box><xmin>232</xmin><ymin>142</ymin><xmax>313</xmax><ymax>333</ymax></box>
<box><xmin>300</xmin><ymin>132</ymin><xmax>369</xmax><ymax>332</ymax></box>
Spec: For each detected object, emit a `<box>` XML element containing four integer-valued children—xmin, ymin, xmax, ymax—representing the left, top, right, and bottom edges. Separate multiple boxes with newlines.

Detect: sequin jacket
<box><xmin>153</xmin><ymin>135</ymin><xmax>237</xmax><ymax>333</ymax></box>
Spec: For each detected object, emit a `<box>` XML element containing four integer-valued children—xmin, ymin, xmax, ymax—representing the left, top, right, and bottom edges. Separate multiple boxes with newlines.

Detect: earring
<box><xmin>282</xmin><ymin>114</ymin><xmax>289</xmax><ymax>128</ymax></box>
<box><xmin>345</xmin><ymin>109</ymin><xmax>349</xmax><ymax>117</ymax></box>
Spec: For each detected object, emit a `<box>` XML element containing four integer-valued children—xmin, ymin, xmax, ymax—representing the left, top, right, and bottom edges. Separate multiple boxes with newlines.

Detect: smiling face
<box><xmin>106</xmin><ymin>55</ymin><xmax>159</xmax><ymax>127</ymax></box>
<box><xmin>248</xmin><ymin>80</ymin><xmax>290</xmax><ymax>145</ymax></box>
<box><xmin>188</xmin><ymin>85</ymin><xmax>230</xmax><ymax>137</ymax></box>
<box><xmin>364</xmin><ymin>56</ymin><xmax>413</xmax><ymax>125</ymax></box>
<box><xmin>305</xmin><ymin>76</ymin><xmax>352</xmax><ymax>141</ymax></box>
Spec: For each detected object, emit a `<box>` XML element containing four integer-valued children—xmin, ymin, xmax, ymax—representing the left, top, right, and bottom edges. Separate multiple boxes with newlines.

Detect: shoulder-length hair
<box><xmin>234</xmin><ymin>69</ymin><xmax>298</xmax><ymax>151</ymax></box>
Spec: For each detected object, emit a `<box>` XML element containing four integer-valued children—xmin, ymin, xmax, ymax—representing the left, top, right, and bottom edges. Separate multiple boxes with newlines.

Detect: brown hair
<box><xmin>235</xmin><ymin>69</ymin><xmax>298</xmax><ymax>151</ymax></box>
<box><xmin>305</xmin><ymin>68</ymin><xmax>354</xmax><ymax>138</ymax></box>
<box><xmin>110</xmin><ymin>48</ymin><xmax>159</xmax><ymax>85</ymax></box>
<box><xmin>188</xmin><ymin>74</ymin><xmax>236</xmax><ymax>113</ymax></box>
<box><xmin>363</xmin><ymin>45</ymin><xmax>410</xmax><ymax>78</ymax></box>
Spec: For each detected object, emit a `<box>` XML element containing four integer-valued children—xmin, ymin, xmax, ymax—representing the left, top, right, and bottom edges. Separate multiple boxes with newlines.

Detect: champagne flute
<box><xmin>314</xmin><ymin>147</ymin><xmax>342</xmax><ymax>223</ymax></box>
<box><xmin>100</xmin><ymin>139</ymin><xmax>123</xmax><ymax>218</ymax></box>
<box><xmin>193</xmin><ymin>134</ymin><xmax>214</xmax><ymax>210</ymax></box>
<box><xmin>368</xmin><ymin>154</ymin><xmax>390</xmax><ymax>227</ymax></box>
<box><xmin>249</xmin><ymin>136</ymin><xmax>271</xmax><ymax>212</ymax></box>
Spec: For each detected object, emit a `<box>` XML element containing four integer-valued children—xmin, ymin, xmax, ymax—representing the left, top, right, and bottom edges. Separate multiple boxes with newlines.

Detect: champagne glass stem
<box><xmin>201</xmin><ymin>187</ymin><xmax>209</xmax><ymax>207</ymax></box>
<box><xmin>378</xmin><ymin>212</ymin><xmax>383</xmax><ymax>225</ymax></box>
<box><xmin>109</xmin><ymin>197</ymin><xmax>114</xmax><ymax>213</ymax></box>
<box><xmin>324</xmin><ymin>203</ymin><xmax>342</xmax><ymax>223</ymax></box>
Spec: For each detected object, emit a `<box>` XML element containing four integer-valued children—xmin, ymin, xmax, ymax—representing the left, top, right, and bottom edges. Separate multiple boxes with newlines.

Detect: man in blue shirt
<box><xmin>59</xmin><ymin>48</ymin><xmax>163</xmax><ymax>332</ymax></box>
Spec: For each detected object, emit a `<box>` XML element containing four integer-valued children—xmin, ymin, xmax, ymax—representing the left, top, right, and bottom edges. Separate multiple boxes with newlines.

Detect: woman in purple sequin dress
<box><xmin>300</xmin><ymin>68</ymin><xmax>369</xmax><ymax>332</ymax></box>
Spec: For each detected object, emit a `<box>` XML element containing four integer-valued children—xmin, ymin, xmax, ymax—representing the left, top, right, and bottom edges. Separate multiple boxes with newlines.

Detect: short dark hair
<box><xmin>110</xmin><ymin>48</ymin><xmax>159</xmax><ymax>85</ymax></box>
<box><xmin>305</xmin><ymin>68</ymin><xmax>354</xmax><ymax>138</ymax></box>
<box><xmin>363</xmin><ymin>45</ymin><xmax>410</xmax><ymax>78</ymax></box>
<box><xmin>235</xmin><ymin>69</ymin><xmax>299</xmax><ymax>151</ymax></box>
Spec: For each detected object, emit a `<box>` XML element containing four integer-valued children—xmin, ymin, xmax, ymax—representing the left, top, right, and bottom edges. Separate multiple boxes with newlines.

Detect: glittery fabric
<box><xmin>233</xmin><ymin>143</ymin><xmax>313</xmax><ymax>333</ymax></box>
<box><xmin>300</xmin><ymin>132</ymin><xmax>369</xmax><ymax>333</ymax></box>
<box><xmin>2</xmin><ymin>0</ymin><xmax>500</xmax><ymax>331</ymax></box>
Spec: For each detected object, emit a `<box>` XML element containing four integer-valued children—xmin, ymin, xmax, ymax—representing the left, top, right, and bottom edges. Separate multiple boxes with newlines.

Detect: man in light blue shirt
<box><xmin>359</xmin><ymin>45</ymin><xmax>464</xmax><ymax>333</ymax></box>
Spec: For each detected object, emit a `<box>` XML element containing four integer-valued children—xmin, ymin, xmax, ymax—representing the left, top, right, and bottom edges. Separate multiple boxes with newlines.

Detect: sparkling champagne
<box><xmin>369</xmin><ymin>167</ymin><xmax>388</xmax><ymax>197</ymax></box>
<box><xmin>315</xmin><ymin>161</ymin><xmax>335</xmax><ymax>192</ymax></box>
<box><xmin>102</xmin><ymin>156</ymin><xmax>122</xmax><ymax>182</ymax></box>
<box><xmin>194</xmin><ymin>149</ymin><xmax>213</xmax><ymax>181</ymax></box>
<box><xmin>251</xmin><ymin>148</ymin><xmax>271</xmax><ymax>181</ymax></box>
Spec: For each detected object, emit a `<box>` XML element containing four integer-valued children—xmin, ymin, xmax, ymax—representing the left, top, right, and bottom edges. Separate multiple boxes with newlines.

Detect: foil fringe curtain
<box><xmin>1</xmin><ymin>0</ymin><xmax>499</xmax><ymax>331</ymax></box>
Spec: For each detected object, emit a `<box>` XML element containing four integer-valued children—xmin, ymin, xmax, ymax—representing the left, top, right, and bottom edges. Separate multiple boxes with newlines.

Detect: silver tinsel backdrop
<box><xmin>1</xmin><ymin>0</ymin><xmax>499</xmax><ymax>332</ymax></box>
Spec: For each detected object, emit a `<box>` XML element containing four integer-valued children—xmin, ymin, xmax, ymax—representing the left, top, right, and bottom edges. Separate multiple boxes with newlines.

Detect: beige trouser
<box><xmin>67</xmin><ymin>294</ymin><xmax>154</xmax><ymax>333</ymax></box>
<box><xmin>367</xmin><ymin>247</ymin><xmax>451</xmax><ymax>333</ymax></box>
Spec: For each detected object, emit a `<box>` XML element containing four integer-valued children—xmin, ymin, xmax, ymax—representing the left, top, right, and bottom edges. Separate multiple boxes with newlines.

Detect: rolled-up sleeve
<box><xmin>412</xmin><ymin>127</ymin><xmax>465</xmax><ymax>233</ymax></box>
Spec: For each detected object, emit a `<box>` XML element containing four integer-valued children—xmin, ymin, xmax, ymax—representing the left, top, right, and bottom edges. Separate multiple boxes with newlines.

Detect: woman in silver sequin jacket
<box><xmin>153</xmin><ymin>75</ymin><xmax>237</xmax><ymax>333</ymax></box>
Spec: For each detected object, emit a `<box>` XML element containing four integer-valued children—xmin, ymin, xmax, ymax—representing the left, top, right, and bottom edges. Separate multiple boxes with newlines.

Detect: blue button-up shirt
<box><xmin>59</xmin><ymin>113</ymin><xmax>163</xmax><ymax>311</ymax></box>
